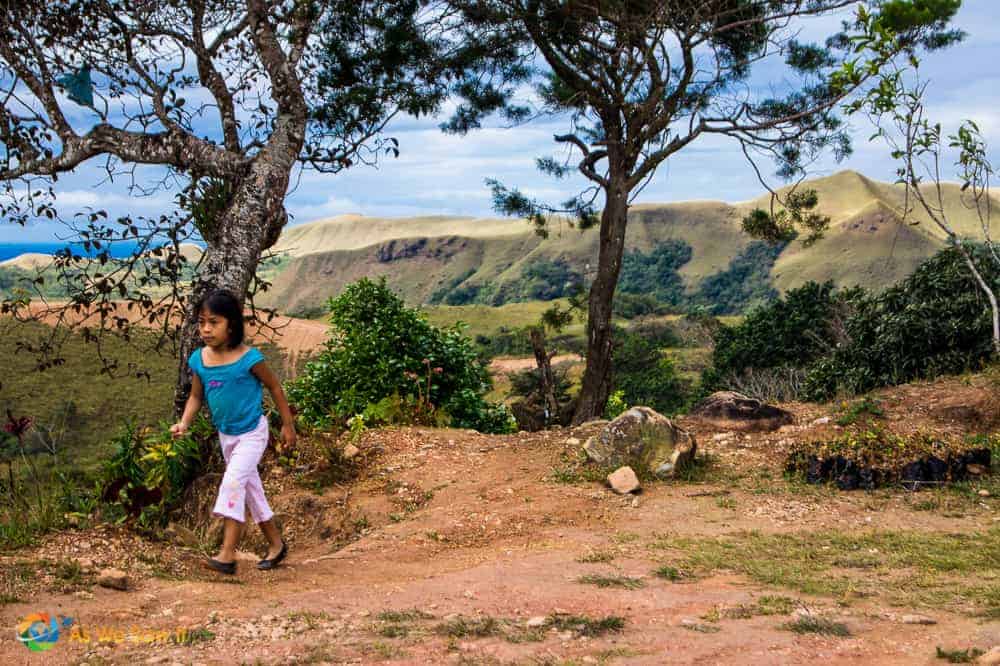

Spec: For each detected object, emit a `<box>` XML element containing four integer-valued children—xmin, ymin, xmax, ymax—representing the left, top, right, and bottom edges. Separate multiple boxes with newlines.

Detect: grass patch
<box><xmin>428</xmin><ymin>613</ymin><xmax>625</xmax><ymax>644</ymax></box>
<box><xmin>376</xmin><ymin>609</ymin><xmax>435</xmax><ymax>623</ymax></box>
<box><xmin>653</xmin><ymin>565</ymin><xmax>686</xmax><ymax>581</ymax></box>
<box><xmin>682</xmin><ymin>621</ymin><xmax>721</xmax><ymax>633</ymax></box>
<box><xmin>835</xmin><ymin>396</ymin><xmax>884</xmax><ymax>426</ymax></box>
<box><xmin>756</xmin><ymin>595</ymin><xmax>797</xmax><ymax>616</ymax></box>
<box><xmin>173</xmin><ymin>627</ymin><xmax>215</xmax><ymax>645</ymax></box>
<box><xmin>782</xmin><ymin>615</ymin><xmax>850</xmax><ymax>637</ymax></box>
<box><xmin>577</xmin><ymin>550</ymin><xmax>616</xmax><ymax>564</ymax></box>
<box><xmin>548</xmin><ymin>464</ymin><xmax>607</xmax><ymax>485</ymax></box>
<box><xmin>287</xmin><ymin>611</ymin><xmax>331</xmax><ymax>630</ymax></box>
<box><xmin>577</xmin><ymin>574</ymin><xmax>645</xmax><ymax>590</ymax></box>
<box><xmin>0</xmin><ymin>560</ymin><xmax>33</xmax><ymax>604</ymax></box>
<box><xmin>649</xmin><ymin>528</ymin><xmax>1000</xmax><ymax>615</ymax></box>
<box><xmin>673</xmin><ymin>453</ymin><xmax>721</xmax><ymax>484</ymax></box>
<box><xmin>360</xmin><ymin>641</ymin><xmax>405</xmax><ymax>660</ymax></box>
<box><xmin>935</xmin><ymin>646</ymin><xmax>986</xmax><ymax>663</ymax></box>
<box><xmin>377</xmin><ymin>623</ymin><xmax>411</xmax><ymax>638</ymax></box>
<box><xmin>434</xmin><ymin>616</ymin><xmax>503</xmax><ymax>639</ymax></box>
<box><xmin>545</xmin><ymin>614</ymin><xmax>625</xmax><ymax>637</ymax></box>
<box><xmin>715</xmin><ymin>496</ymin><xmax>737</xmax><ymax>510</ymax></box>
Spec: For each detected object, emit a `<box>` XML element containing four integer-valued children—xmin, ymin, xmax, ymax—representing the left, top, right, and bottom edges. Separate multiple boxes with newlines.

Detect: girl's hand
<box><xmin>169</xmin><ymin>422</ymin><xmax>188</xmax><ymax>439</ymax></box>
<box><xmin>280</xmin><ymin>424</ymin><xmax>296</xmax><ymax>450</ymax></box>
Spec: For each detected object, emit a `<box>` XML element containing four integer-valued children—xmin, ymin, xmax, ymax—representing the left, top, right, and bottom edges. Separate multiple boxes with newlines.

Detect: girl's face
<box><xmin>198</xmin><ymin>307</ymin><xmax>231</xmax><ymax>348</ymax></box>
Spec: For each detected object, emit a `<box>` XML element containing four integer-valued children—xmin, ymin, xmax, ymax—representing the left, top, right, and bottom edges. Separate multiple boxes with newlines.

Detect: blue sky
<box><xmin>3</xmin><ymin>0</ymin><xmax>998</xmax><ymax>243</ymax></box>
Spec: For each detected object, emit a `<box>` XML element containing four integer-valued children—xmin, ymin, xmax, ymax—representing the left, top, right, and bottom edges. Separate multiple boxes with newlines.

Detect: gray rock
<box><xmin>166</xmin><ymin>522</ymin><xmax>201</xmax><ymax>548</ymax></box>
<box><xmin>97</xmin><ymin>568</ymin><xmax>129</xmax><ymax>591</ymax></box>
<box><xmin>583</xmin><ymin>406</ymin><xmax>696</xmax><ymax>478</ymax></box>
<box><xmin>691</xmin><ymin>391</ymin><xmax>793</xmax><ymax>432</ymax></box>
<box><xmin>607</xmin><ymin>466</ymin><xmax>640</xmax><ymax>494</ymax></box>
<box><xmin>526</xmin><ymin>616</ymin><xmax>547</xmax><ymax>628</ymax></box>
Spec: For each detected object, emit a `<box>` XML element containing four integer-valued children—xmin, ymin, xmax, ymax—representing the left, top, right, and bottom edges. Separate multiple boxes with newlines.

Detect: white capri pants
<box><xmin>213</xmin><ymin>415</ymin><xmax>274</xmax><ymax>524</ymax></box>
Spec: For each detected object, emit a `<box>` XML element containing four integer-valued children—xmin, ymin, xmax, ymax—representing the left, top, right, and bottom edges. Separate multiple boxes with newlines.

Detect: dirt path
<box><xmin>2</xmin><ymin>397</ymin><xmax>998</xmax><ymax>665</ymax></box>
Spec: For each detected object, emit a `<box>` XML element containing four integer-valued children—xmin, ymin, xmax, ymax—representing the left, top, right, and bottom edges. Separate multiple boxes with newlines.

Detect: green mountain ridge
<box><xmin>260</xmin><ymin>170</ymin><xmax>1000</xmax><ymax>315</ymax></box>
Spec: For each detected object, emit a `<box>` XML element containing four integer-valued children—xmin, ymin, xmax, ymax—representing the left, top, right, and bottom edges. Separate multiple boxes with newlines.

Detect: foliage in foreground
<box><xmin>705</xmin><ymin>245</ymin><xmax>1000</xmax><ymax>401</ymax></box>
<box><xmin>288</xmin><ymin>278</ymin><xmax>515</xmax><ymax>434</ymax></box>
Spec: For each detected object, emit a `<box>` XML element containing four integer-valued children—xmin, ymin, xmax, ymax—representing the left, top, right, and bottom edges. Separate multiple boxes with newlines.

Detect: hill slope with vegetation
<box><xmin>259</xmin><ymin>171</ymin><xmax>1000</xmax><ymax>316</ymax></box>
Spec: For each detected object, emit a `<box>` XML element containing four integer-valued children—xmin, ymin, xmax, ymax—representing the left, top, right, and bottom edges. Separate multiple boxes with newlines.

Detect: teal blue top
<box><xmin>188</xmin><ymin>347</ymin><xmax>265</xmax><ymax>435</ymax></box>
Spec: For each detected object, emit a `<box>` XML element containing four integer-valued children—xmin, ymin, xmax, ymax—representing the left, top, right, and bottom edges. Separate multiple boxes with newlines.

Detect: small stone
<box><xmin>73</xmin><ymin>590</ymin><xmax>95</xmax><ymax>600</ymax></box>
<box><xmin>967</xmin><ymin>464</ymin><xmax>987</xmax><ymax>475</ymax></box>
<box><xmin>166</xmin><ymin>522</ymin><xmax>201</xmax><ymax>548</ymax></box>
<box><xmin>630</xmin><ymin>496</ymin><xmax>640</xmax><ymax>508</ymax></box>
<box><xmin>565</xmin><ymin>437</ymin><xmax>581</xmax><ymax>446</ymax></box>
<box><xmin>342</xmin><ymin>444</ymin><xmax>360</xmax><ymax>460</ymax></box>
<box><xmin>607</xmin><ymin>466</ymin><xmax>640</xmax><ymax>494</ymax></box>
<box><xmin>900</xmin><ymin>614</ymin><xmax>936</xmax><ymax>625</ymax></box>
<box><xmin>526</xmin><ymin>616</ymin><xmax>547</xmax><ymax>628</ymax></box>
<box><xmin>97</xmin><ymin>568</ymin><xmax>129</xmax><ymax>591</ymax></box>
<box><xmin>979</xmin><ymin>489</ymin><xmax>992</xmax><ymax>498</ymax></box>
<box><xmin>811</xmin><ymin>416</ymin><xmax>832</xmax><ymax>426</ymax></box>
<box><xmin>712</xmin><ymin>433</ymin><xmax>729</xmax><ymax>441</ymax></box>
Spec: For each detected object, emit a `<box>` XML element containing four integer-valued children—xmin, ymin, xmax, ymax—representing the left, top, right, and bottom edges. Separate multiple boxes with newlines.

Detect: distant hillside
<box><xmin>260</xmin><ymin>170</ymin><xmax>1000</xmax><ymax>316</ymax></box>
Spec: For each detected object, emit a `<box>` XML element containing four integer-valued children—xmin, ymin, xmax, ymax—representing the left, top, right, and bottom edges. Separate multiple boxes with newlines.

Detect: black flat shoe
<box><xmin>257</xmin><ymin>541</ymin><xmax>287</xmax><ymax>570</ymax></box>
<box><xmin>206</xmin><ymin>557</ymin><xmax>236</xmax><ymax>575</ymax></box>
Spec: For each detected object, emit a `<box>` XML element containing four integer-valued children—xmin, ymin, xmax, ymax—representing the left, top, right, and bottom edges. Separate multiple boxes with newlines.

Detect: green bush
<box><xmin>493</xmin><ymin>259</ymin><xmax>585</xmax><ymax>304</ymax></box>
<box><xmin>803</xmin><ymin>245</ymin><xmax>999</xmax><ymax>400</ymax></box>
<box><xmin>692</xmin><ymin>240</ymin><xmax>785</xmax><ymax>315</ymax></box>
<box><xmin>618</xmin><ymin>240</ymin><xmax>692</xmax><ymax>307</ymax></box>
<box><xmin>611</xmin><ymin>329</ymin><xmax>688</xmax><ymax>415</ymax></box>
<box><xmin>474</xmin><ymin>327</ymin><xmax>534</xmax><ymax>357</ymax></box>
<box><xmin>613</xmin><ymin>292</ymin><xmax>669</xmax><ymax>319</ymax></box>
<box><xmin>703</xmin><ymin>280</ymin><xmax>842</xmax><ymax>393</ymax></box>
<box><xmin>100</xmin><ymin>415</ymin><xmax>216</xmax><ymax>527</ymax></box>
<box><xmin>703</xmin><ymin>245</ymin><xmax>1000</xmax><ymax>402</ymax></box>
<box><xmin>287</xmin><ymin>278</ymin><xmax>515</xmax><ymax>433</ymax></box>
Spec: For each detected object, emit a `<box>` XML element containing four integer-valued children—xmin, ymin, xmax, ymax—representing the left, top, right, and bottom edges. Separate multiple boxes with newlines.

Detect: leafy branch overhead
<box><xmin>0</xmin><ymin>0</ymin><xmax>529</xmax><ymax>409</ymax></box>
<box><xmin>455</xmin><ymin>0</ymin><xmax>963</xmax><ymax>422</ymax></box>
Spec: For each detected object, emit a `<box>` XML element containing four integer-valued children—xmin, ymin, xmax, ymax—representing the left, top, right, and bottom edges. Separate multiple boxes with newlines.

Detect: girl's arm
<box><xmin>170</xmin><ymin>374</ymin><xmax>204</xmax><ymax>438</ymax></box>
<box><xmin>251</xmin><ymin>361</ymin><xmax>297</xmax><ymax>449</ymax></box>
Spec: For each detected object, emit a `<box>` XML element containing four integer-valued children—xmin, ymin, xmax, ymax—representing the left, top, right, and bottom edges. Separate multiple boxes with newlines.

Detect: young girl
<box><xmin>171</xmin><ymin>289</ymin><xmax>296</xmax><ymax>574</ymax></box>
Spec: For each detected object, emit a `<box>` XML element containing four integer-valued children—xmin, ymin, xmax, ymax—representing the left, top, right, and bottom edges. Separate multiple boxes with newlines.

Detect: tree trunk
<box><xmin>173</xmin><ymin>124</ymin><xmax>303</xmax><ymax>417</ymax></box>
<box><xmin>572</xmin><ymin>184</ymin><xmax>630</xmax><ymax>424</ymax></box>
<box><xmin>529</xmin><ymin>326</ymin><xmax>559</xmax><ymax>426</ymax></box>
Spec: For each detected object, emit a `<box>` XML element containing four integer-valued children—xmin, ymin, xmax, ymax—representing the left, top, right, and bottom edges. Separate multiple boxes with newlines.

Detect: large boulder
<box><xmin>583</xmin><ymin>406</ymin><xmax>696</xmax><ymax>477</ymax></box>
<box><xmin>690</xmin><ymin>391</ymin><xmax>793</xmax><ymax>432</ymax></box>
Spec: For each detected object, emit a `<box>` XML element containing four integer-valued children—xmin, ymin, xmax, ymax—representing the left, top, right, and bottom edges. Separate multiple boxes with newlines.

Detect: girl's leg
<box><xmin>212</xmin><ymin>417</ymin><xmax>280</xmax><ymax>560</ymax></box>
<box><xmin>258</xmin><ymin>519</ymin><xmax>283</xmax><ymax>559</ymax></box>
<box><xmin>217</xmin><ymin>518</ymin><xmax>242</xmax><ymax>563</ymax></box>
<box><xmin>212</xmin><ymin>434</ymin><xmax>241</xmax><ymax>563</ymax></box>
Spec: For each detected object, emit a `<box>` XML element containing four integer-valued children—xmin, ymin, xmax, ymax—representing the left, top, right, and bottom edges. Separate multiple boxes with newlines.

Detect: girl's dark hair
<box><xmin>197</xmin><ymin>289</ymin><xmax>244</xmax><ymax>348</ymax></box>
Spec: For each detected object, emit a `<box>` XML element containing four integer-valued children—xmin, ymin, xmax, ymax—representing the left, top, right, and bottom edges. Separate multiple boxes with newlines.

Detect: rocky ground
<box><xmin>2</xmin><ymin>376</ymin><xmax>999</xmax><ymax>665</ymax></box>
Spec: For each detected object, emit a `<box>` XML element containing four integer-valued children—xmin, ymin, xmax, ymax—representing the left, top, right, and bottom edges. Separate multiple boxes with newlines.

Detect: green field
<box><xmin>0</xmin><ymin>320</ymin><xmax>291</xmax><ymax>478</ymax></box>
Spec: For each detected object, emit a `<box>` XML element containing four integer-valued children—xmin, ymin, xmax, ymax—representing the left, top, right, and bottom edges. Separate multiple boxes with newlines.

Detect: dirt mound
<box><xmin>2</xmin><ymin>376</ymin><xmax>998</xmax><ymax>663</ymax></box>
